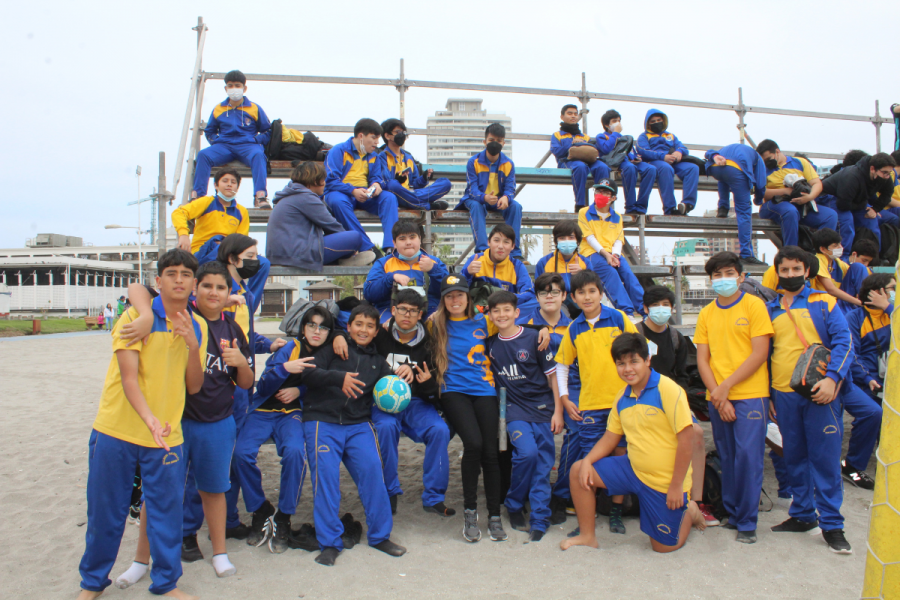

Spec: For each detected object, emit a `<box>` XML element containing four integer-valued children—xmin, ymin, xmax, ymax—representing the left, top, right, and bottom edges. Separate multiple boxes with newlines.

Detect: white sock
<box><xmin>115</xmin><ymin>561</ymin><xmax>149</xmax><ymax>589</ymax></box>
<box><xmin>212</xmin><ymin>553</ymin><xmax>236</xmax><ymax>577</ymax></box>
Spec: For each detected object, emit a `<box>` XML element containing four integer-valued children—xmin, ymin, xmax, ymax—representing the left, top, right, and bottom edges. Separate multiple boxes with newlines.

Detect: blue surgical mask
<box><xmin>711</xmin><ymin>277</ymin><xmax>740</xmax><ymax>297</ymax></box>
<box><xmin>399</xmin><ymin>249</ymin><xmax>421</xmax><ymax>263</ymax></box>
<box><xmin>890</xmin><ymin>290</ymin><xmax>896</xmax><ymax>305</ymax></box>
<box><xmin>648</xmin><ymin>306</ymin><xmax>672</xmax><ymax>326</ymax></box>
<box><xmin>557</xmin><ymin>240</ymin><xmax>578</xmax><ymax>255</ymax></box>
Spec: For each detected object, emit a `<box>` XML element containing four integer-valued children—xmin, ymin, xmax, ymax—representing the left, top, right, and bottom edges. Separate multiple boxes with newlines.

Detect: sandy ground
<box><xmin>0</xmin><ymin>332</ymin><xmax>874</xmax><ymax>600</ymax></box>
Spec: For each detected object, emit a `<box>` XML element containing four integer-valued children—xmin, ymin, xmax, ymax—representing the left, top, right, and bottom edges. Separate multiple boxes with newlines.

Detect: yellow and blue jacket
<box><xmin>765</xmin><ymin>155</ymin><xmax>819</xmax><ymax>190</ymax></box>
<box><xmin>171</xmin><ymin>195</ymin><xmax>249</xmax><ymax>253</ymax></box>
<box><xmin>462</xmin><ymin>251</ymin><xmax>535</xmax><ymax>307</ymax></box>
<box><xmin>377</xmin><ymin>147</ymin><xmax>429</xmax><ymax>191</ymax></box>
<box><xmin>534</xmin><ymin>250</ymin><xmax>590</xmax><ymax>292</ymax></box>
<box><xmin>363</xmin><ymin>251</ymin><xmax>449</xmax><ymax>318</ymax></box>
<box><xmin>456</xmin><ymin>150</ymin><xmax>516</xmax><ymax>209</ymax></box>
<box><xmin>325</xmin><ymin>137</ymin><xmax>382</xmax><ymax>196</ymax></box>
<box><xmin>204</xmin><ymin>97</ymin><xmax>271</xmax><ymax>146</ymax></box>
<box><xmin>766</xmin><ymin>287</ymin><xmax>853</xmax><ymax>386</ymax></box>
<box><xmin>578</xmin><ymin>205</ymin><xmax>624</xmax><ymax>256</ymax></box>
<box><xmin>704</xmin><ymin>145</ymin><xmax>768</xmax><ymax>205</ymax></box>
<box><xmin>847</xmin><ymin>304</ymin><xmax>893</xmax><ymax>389</ymax></box>
<box><xmin>251</xmin><ymin>337</ymin><xmax>307</xmax><ymax>412</ymax></box>
<box><xmin>636</xmin><ymin>109</ymin><xmax>689</xmax><ymax>162</ymax></box>
<box><xmin>550</xmin><ymin>128</ymin><xmax>592</xmax><ymax>165</ymax></box>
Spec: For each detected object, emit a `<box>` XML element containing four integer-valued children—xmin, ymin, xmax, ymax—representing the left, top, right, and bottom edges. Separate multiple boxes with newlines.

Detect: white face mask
<box><xmin>218</xmin><ymin>191</ymin><xmax>236</xmax><ymax>201</ymax></box>
<box><xmin>831</xmin><ymin>246</ymin><xmax>844</xmax><ymax>258</ymax></box>
<box><xmin>226</xmin><ymin>87</ymin><xmax>244</xmax><ymax>102</ymax></box>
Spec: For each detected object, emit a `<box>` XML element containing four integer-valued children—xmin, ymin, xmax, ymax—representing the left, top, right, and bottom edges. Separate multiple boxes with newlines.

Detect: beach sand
<box><xmin>0</xmin><ymin>333</ymin><xmax>871</xmax><ymax>599</ymax></box>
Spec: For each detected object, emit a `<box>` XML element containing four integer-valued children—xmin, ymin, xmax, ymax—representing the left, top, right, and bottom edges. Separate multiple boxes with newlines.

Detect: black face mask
<box><xmin>649</xmin><ymin>121</ymin><xmax>666</xmax><ymax>134</ymax></box>
<box><xmin>486</xmin><ymin>141</ymin><xmax>503</xmax><ymax>156</ymax></box>
<box><xmin>764</xmin><ymin>158</ymin><xmax>779</xmax><ymax>170</ymax></box>
<box><xmin>236</xmin><ymin>258</ymin><xmax>261</xmax><ymax>280</ymax></box>
<box><xmin>560</xmin><ymin>122</ymin><xmax>582</xmax><ymax>136</ymax></box>
<box><xmin>393</xmin><ymin>132</ymin><xmax>407</xmax><ymax>146</ymax></box>
<box><xmin>778</xmin><ymin>275</ymin><xmax>806</xmax><ymax>293</ymax></box>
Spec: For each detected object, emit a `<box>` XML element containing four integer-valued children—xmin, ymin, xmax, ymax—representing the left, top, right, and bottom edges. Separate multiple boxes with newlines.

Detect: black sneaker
<box><xmin>423</xmin><ymin>502</ymin><xmax>456</xmax><ymax>517</ymax></box>
<box><xmin>430</xmin><ymin>200</ymin><xmax>450</xmax><ymax>211</ymax></box>
<box><xmin>842</xmin><ymin>460</ymin><xmax>875</xmax><ymax>490</ymax></box>
<box><xmin>716</xmin><ymin>207</ymin><xmax>730</xmax><ymax>218</ymax></box>
<box><xmin>823</xmin><ymin>529</ymin><xmax>852</xmax><ymax>554</ymax></box>
<box><xmin>609</xmin><ymin>509</ymin><xmax>626</xmax><ymax>535</ymax></box>
<box><xmin>549</xmin><ymin>496</ymin><xmax>567</xmax><ymax>525</ymax></box>
<box><xmin>736</xmin><ymin>530</ymin><xmax>758</xmax><ymax>544</ymax></box>
<box><xmin>181</xmin><ymin>534</ymin><xmax>203</xmax><ymax>563</ymax></box>
<box><xmin>463</xmin><ymin>509</ymin><xmax>481</xmax><ymax>542</ymax></box>
<box><xmin>488</xmin><ymin>516</ymin><xmax>508</xmax><ymax>541</ymax></box>
<box><xmin>677</xmin><ymin>202</ymin><xmax>694</xmax><ymax>215</ymax></box>
<box><xmin>389</xmin><ymin>495</ymin><xmax>398</xmax><ymax>515</ymax></box>
<box><xmin>772</xmin><ymin>517</ymin><xmax>820</xmax><ymax>533</ymax></box>
<box><xmin>574</xmin><ymin>203</ymin><xmax>584</xmax><ymax>214</ymax></box>
<box><xmin>225</xmin><ymin>523</ymin><xmax>250</xmax><ymax>540</ymax></box>
<box><xmin>371</xmin><ymin>246</ymin><xmax>385</xmax><ymax>260</ymax></box>
<box><xmin>247</xmin><ymin>501</ymin><xmax>276</xmax><ymax>547</ymax></box>
<box><xmin>741</xmin><ymin>256</ymin><xmax>768</xmax><ymax>267</ymax></box>
<box><xmin>315</xmin><ymin>546</ymin><xmax>340</xmax><ymax>566</ymax></box>
<box><xmin>526</xmin><ymin>530</ymin><xmax>545</xmax><ymax>543</ymax></box>
<box><xmin>254</xmin><ymin>197</ymin><xmax>272</xmax><ymax>210</ymax></box>
<box><xmin>508</xmin><ymin>510</ymin><xmax>527</xmax><ymax>531</ymax></box>
<box><xmin>269</xmin><ymin>512</ymin><xmax>291</xmax><ymax>554</ymax></box>
<box><xmin>372</xmin><ymin>539</ymin><xmax>407</xmax><ymax>557</ymax></box>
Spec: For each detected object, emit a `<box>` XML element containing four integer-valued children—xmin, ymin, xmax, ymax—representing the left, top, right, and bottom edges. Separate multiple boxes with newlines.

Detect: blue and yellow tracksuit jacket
<box><xmin>250</xmin><ymin>338</ymin><xmax>307</xmax><ymax>411</ymax></box>
<box><xmin>324</xmin><ymin>137</ymin><xmax>382</xmax><ymax>196</ymax></box>
<box><xmin>595</xmin><ymin>131</ymin><xmax>639</xmax><ymax>161</ymax></box>
<box><xmin>204</xmin><ymin>97</ymin><xmax>271</xmax><ymax>146</ymax></box>
<box><xmin>462</xmin><ymin>251</ymin><xmax>535</xmax><ymax>306</ymax></box>
<box><xmin>534</xmin><ymin>250</ymin><xmax>590</xmax><ymax>292</ymax></box>
<box><xmin>377</xmin><ymin>147</ymin><xmax>429</xmax><ymax>191</ymax></box>
<box><xmin>636</xmin><ymin>109</ymin><xmax>689</xmax><ymax>162</ymax></box>
<box><xmin>363</xmin><ymin>251</ymin><xmax>449</xmax><ymax>317</ymax></box>
<box><xmin>171</xmin><ymin>195</ymin><xmax>250</xmax><ymax>253</ymax></box>
<box><xmin>847</xmin><ymin>304</ymin><xmax>893</xmax><ymax>389</ymax></box>
<box><xmin>765</xmin><ymin>287</ymin><xmax>852</xmax><ymax>384</ymax></box>
<box><xmin>704</xmin><ymin>144</ymin><xmax>768</xmax><ymax>205</ymax></box>
<box><xmin>456</xmin><ymin>150</ymin><xmax>516</xmax><ymax>209</ymax></box>
<box><xmin>577</xmin><ymin>205</ymin><xmax>624</xmax><ymax>256</ymax></box>
<box><xmin>550</xmin><ymin>128</ymin><xmax>592</xmax><ymax>165</ymax></box>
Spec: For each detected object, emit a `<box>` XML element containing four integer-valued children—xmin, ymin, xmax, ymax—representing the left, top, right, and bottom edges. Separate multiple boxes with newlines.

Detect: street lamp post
<box><xmin>105</xmin><ymin>225</ymin><xmax>145</xmax><ymax>284</ymax></box>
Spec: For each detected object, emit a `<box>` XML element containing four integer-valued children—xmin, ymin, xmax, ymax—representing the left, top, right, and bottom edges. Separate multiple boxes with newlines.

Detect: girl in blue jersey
<box><xmin>429</xmin><ymin>275</ymin><xmax>507</xmax><ymax>543</ymax></box>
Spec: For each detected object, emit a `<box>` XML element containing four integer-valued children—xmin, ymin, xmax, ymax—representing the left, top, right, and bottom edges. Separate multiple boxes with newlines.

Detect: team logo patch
<box><xmin>657</xmin><ymin>524</ymin><xmax>672</xmax><ymax>535</ymax></box>
<box><xmin>644</xmin><ymin>407</ymin><xmax>660</xmax><ymax>417</ymax></box>
<box><xmin>517</xmin><ymin>350</ymin><xmax>529</xmax><ymax>362</ymax></box>
<box><xmin>582</xmin><ymin>416</ymin><xmax>596</xmax><ymax>425</ymax></box>
<box><xmin>510</xmin><ymin>430</ymin><xmax>523</xmax><ymax>442</ymax></box>
<box><xmin>610</xmin><ymin>330</ymin><xmax>621</xmax><ymax>339</ymax></box>
<box><xmin>735</xmin><ymin>317</ymin><xmax>749</xmax><ymax>326</ymax></box>
<box><xmin>473</xmin><ymin>330</ymin><xmax>487</xmax><ymax>340</ymax></box>
<box><xmin>446</xmin><ymin>276</ymin><xmax>460</xmax><ymax>285</ymax></box>
<box><xmin>747</xmin><ymin>410</ymin><xmax>763</xmax><ymax>420</ymax></box>
<box><xmin>317</xmin><ymin>445</ymin><xmax>330</xmax><ymax>453</ymax></box>
<box><xmin>162</xmin><ymin>452</ymin><xmax>180</xmax><ymax>465</ymax></box>
<box><xmin>228</xmin><ymin>217</ymin><xmax>239</xmax><ymax>227</ymax></box>
<box><xmin>292</xmin><ymin>414</ymin><xmax>303</xmax><ymax>422</ymax></box>
<box><xmin>823</xmin><ymin>425</ymin><xmax>838</xmax><ymax>434</ymax></box>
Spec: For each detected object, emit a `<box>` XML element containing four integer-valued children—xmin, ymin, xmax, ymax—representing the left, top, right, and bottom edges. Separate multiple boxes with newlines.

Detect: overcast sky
<box><xmin>3</xmin><ymin>0</ymin><xmax>896</xmax><ymax>263</ymax></box>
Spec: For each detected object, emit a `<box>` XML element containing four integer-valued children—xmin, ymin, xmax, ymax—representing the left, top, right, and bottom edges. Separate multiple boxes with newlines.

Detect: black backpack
<box><xmin>880</xmin><ymin>222</ymin><xmax>899</xmax><ymax>267</ymax></box>
<box><xmin>702</xmin><ymin>450</ymin><xmax>727</xmax><ymax>520</ymax></box>
<box><xmin>265</xmin><ymin>119</ymin><xmax>332</xmax><ymax>167</ymax></box>
<box><xmin>740</xmin><ymin>276</ymin><xmax>777</xmax><ymax>304</ymax></box>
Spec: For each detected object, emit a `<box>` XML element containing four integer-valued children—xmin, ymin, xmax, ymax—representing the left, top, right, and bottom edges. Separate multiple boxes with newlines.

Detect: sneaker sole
<box><xmin>251</xmin><ymin>518</ymin><xmax>274</xmax><ymax>548</ymax></box>
<box><xmin>489</xmin><ymin>533</ymin><xmax>508</xmax><ymax>542</ymax></box>
<box><xmin>463</xmin><ymin>529</ymin><xmax>482</xmax><ymax>543</ymax></box>
<box><xmin>828</xmin><ymin>546</ymin><xmax>853</xmax><ymax>554</ymax></box>
<box><xmin>842</xmin><ymin>473</ymin><xmax>874</xmax><ymax>490</ymax></box>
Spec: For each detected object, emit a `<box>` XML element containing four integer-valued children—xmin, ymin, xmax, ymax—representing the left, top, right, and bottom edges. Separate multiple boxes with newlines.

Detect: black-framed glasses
<box><xmin>537</xmin><ymin>290</ymin><xmax>562</xmax><ymax>298</ymax></box>
<box><xmin>304</xmin><ymin>323</ymin><xmax>331</xmax><ymax>333</ymax></box>
<box><xmin>395</xmin><ymin>306</ymin><xmax>421</xmax><ymax>316</ymax></box>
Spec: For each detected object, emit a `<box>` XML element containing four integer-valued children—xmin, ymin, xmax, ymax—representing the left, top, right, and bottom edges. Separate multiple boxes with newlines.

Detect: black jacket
<box><xmin>821</xmin><ymin>155</ymin><xmax>895</xmax><ymax>212</ymax></box>
<box><xmin>374</xmin><ymin>320</ymin><xmax>440</xmax><ymax>407</ymax></box>
<box><xmin>300</xmin><ymin>341</ymin><xmax>393</xmax><ymax>425</ymax></box>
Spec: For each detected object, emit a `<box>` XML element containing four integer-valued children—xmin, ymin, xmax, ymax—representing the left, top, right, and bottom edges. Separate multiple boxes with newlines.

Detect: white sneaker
<box><xmin>338</xmin><ymin>251</ymin><xmax>376</xmax><ymax>267</ymax></box>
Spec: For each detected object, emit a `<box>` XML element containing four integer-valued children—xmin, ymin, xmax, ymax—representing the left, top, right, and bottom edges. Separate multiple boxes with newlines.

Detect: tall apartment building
<box><xmin>426</xmin><ymin>99</ymin><xmax>513</xmax><ymax>263</ymax></box>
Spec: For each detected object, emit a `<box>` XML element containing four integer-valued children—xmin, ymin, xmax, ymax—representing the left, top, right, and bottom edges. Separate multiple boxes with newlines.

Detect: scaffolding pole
<box><xmin>172</xmin><ymin>18</ymin><xmax>208</xmax><ymax>205</ymax></box>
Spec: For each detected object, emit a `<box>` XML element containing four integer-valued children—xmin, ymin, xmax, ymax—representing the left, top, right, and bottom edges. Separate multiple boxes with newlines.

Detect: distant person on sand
<box><xmin>103</xmin><ymin>304</ymin><xmax>115</xmax><ymax>332</ymax></box>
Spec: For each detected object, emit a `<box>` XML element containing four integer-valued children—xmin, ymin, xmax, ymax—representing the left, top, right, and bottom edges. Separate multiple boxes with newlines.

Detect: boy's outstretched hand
<box><xmin>284</xmin><ymin>357</ymin><xmax>316</xmax><ymax>374</ymax></box>
<box><xmin>666</xmin><ymin>483</ymin><xmax>685</xmax><ymax>510</ymax></box>
<box><xmin>120</xmin><ymin>313</ymin><xmax>153</xmax><ymax>347</ymax></box>
<box><xmin>172</xmin><ymin>311</ymin><xmax>199</xmax><ymax>350</ymax></box>
<box><xmin>144</xmin><ymin>415</ymin><xmax>172</xmax><ymax>451</ymax></box>
<box><xmin>342</xmin><ymin>372</ymin><xmax>365</xmax><ymax>399</ymax></box>
<box><xmin>221</xmin><ymin>339</ymin><xmax>249</xmax><ymax>368</ymax></box>
<box><xmin>395</xmin><ymin>364</ymin><xmax>415</xmax><ymax>384</ymax></box>
<box><xmin>414</xmin><ymin>361</ymin><xmax>432</xmax><ymax>383</ymax></box>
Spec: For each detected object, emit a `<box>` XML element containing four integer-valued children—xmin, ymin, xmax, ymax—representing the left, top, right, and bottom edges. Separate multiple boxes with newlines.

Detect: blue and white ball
<box><xmin>373</xmin><ymin>375</ymin><xmax>411</xmax><ymax>414</ymax></box>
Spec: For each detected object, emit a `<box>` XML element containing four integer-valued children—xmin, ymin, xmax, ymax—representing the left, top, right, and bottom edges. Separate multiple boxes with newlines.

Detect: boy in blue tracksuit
<box><xmin>838</xmin><ymin>239</ymin><xmax>878</xmax><ymax>314</ymax></box>
<box><xmin>301</xmin><ymin>304</ymin><xmax>407</xmax><ymax>566</ymax></box>
<box><xmin>636</xmin><ymin>109</ymin><xmax>699</xmax><ymax>215</ymax></box>
<box><xmin>463</xmin><ymin>223</ymin><xmax>537</xmax><ymax>315</ymax></box>
<box><xmin>456</xmin><ymin>123</ymin><xmax>523</xmax><ymax>259</ymax></box>
<box><xmin>325</xmin><ymin>118</ymin><xmax>400</xmax><ymax>253</ymax></box>
<box><xmin>551</xmin><ymin>104</ymin><xmax>610</xmax><ymax>211</ymax></box>
<box><xmin>704</xmin><ymin>144</ymin><xmax>769</xmax><ymax>265</ymax></box>
<box><xmin>378</xmin><ymin>118</ymin><xmax>451</xmax><ymax>210</ymax></box>
<box><xmin>364</xmin><ymin>220</ymin><xmax>448</xmax><ymax>322</ymax></box>
<box><xmin>755</xmin><ymin>139</ymin><xmax>840</xmax><ymax>252</ymax></box>
<box><xmin>518</xmin><ymin>272</ymin><xmax>581</xmax><ymax>524</ymax></box>
<box><xmin>488</xmin><ymin>290</ymin><xmax>564</xmax><ymax>542</ymax></box>
<box><xmin>192</xmin><ymin>70</ymin><xmax>272</xmax><ymax>208</ymax></box>
<box><xmin>535</xmin><ymin>219</ymin><xmax>589</xmax><ymax>317</ymax></box>
<box><xmin>597</xmin><ymin>110</ymin><xmax>657</xmax><ymax>215</ymax></box>
<box><xmin>766</xmin><ymin>245</ymin><xmax>853</xmax><ymax>554</ymax></box>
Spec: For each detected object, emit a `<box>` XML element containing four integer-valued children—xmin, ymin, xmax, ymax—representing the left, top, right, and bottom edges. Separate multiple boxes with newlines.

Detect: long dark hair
<box><xmin>299</xmin><ymin>306</ymin><xmax>336</xmax><ymax>352</ymax></box>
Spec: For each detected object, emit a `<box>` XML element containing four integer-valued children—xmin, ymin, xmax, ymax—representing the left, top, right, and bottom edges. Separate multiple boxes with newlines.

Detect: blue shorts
<box><xmin>182</xmin><ymin>416</ymin><xmax>236</xmax><ymax>493</ymax></box>
<box><xmin>594</xmin><ymin>454</ymin><xmax>687</xmax><ymax>547</ymax></box>
<box><xmin>579</xmin><ymin>409</ymin><xmax>627</xmax><ymax>458</ymax></box>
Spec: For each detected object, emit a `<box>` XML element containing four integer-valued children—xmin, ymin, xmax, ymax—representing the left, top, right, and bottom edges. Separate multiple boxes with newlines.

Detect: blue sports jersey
<box><xmin>518</xmin><ymin>309</ymin><xmax>581</xmax><ymax>403</ymax></box>
<box><xmin>488</xmin><ymin>327</ymin><xmax>557</xmax><ymax>423</ymax></box>
<box><xmin>440</xmin><ymin>314</ymin><xmax>495</xmax><ymax>396</ymax></box>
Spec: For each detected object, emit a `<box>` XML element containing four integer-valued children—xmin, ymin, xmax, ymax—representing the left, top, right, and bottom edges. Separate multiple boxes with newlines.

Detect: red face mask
<box><xmin>594</xmin><ymin>192</ymin><xmax>612</xmax><ymax>208</ymax></box>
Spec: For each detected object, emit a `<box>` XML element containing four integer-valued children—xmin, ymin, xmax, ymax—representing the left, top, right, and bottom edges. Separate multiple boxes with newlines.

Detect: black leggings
<box><xmin>441</xmin><ymin>392</ymin><xmax>501</xmax><ymax>516</ymax></box>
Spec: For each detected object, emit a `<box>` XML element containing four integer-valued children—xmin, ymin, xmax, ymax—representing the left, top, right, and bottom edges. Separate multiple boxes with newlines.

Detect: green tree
<box><xmin>332</xmin><ymin>275</ymin><xmax>361</xmax><ymax>299</ymax></box>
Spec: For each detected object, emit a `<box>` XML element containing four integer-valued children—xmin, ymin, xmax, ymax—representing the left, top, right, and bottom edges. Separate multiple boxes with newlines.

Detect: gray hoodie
<box><xmin>267</xmin><ymin>181</ymin><xmax>346</xmax><ymax>271</ymax></box>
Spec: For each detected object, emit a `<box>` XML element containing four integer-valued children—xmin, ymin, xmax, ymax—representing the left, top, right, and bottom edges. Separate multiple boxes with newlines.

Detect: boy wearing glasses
<box><xmin>372</xmin><ymin>289</ymin><xmax>455</xmax><ymax>517</ymax></box>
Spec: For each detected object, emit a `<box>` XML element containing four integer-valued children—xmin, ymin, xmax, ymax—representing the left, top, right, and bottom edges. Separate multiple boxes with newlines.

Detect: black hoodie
<box><xmin>300</xmin><ymin>340</ymin><xmax>393</xmax><ymax>425</ymax></box>
<box><xmin>821</xmin><ymin>154</ymin><xmax>895</xmax><ymax>212</ymax></box>
<box><xmin>373</xmin><ymin>319</ymin><xmax>440</xmax><ymax>407</ymax></box>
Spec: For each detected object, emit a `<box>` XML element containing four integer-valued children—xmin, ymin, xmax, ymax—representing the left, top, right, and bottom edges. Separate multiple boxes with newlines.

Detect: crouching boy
<box><xmin>561</xmin><ymin>333</ymin><xmax>705</xmax><ymax>554</ymax></box>
<box><xmin>487</xmin><ymin>291</ymin><xmax>564</xmax><ymax>542</ymax></box>
<box><xmin>301</xmin><ymin>304</ymin><xmax>407</xmax><ymax>566</ymax></box>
